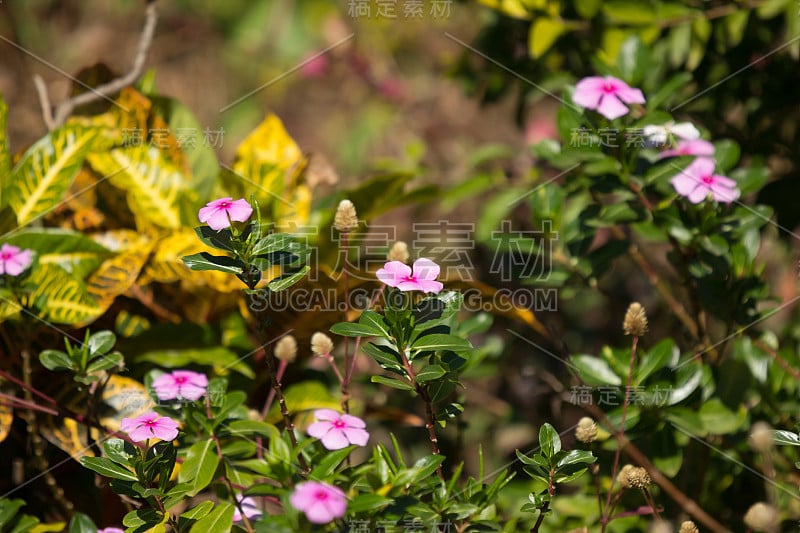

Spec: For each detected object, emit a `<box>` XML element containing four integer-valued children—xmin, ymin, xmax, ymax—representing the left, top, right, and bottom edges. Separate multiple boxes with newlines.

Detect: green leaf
<box><xmin>713</xmin><ymin>139</ymin><xmax>741</xmax><ymax>172</ymax></box>
<box><xmin>182</xmin><ymin>252</ymin><xmax>244</xmax><ymax>274</ymax></box>
<box><xmin>0</xmin><ymin>499</ymin><xmax>25</xmax><ymax>528</ymax></box>
<box><xmin>411</xmin><ymin>334</ymin><xmax>472</xmax><ymax>353</ymax></box>
<box><xmin>409</xmin><ymin>454</ymin><xmax>446</xmax><ymax>483</ymax></box>
<box><xmin>330</xmin><ymin>322</ymin><xmax>384</xmax><ymax>338</ymax></box>
<box><xmin>87</xmin><ymin>330</ymin><xmax>116</xmax><ymax>356</ymax></box>
<box><xmin>539</xmin><ymin>423</ymin><xmax>561</xmax><ymax>459</ymax></box>
<box><xmin>180</xmin><ymin>500</ymin><xmax>215</xmax><ymax>521</ymax></box>
<box><xmin>636</xmin><ymin>339</ymin><xmax>676</xmax><ymax>384</ymax></box>
<box><xmin>123</xmin><ymin>508</ymin><xmax>163</xmax><ymax>528</ymax></box>
<box><xmin>80</xmin><ymin>456</ymin><xmax>138</xmax><ymax>481</ymax></box>
<box><xmin>347</xmin><ymin>494</ymin><xmax>393</xmax><ymax>514</ymax></box>
<box><xmin>103</xmin><ymin>438</ymin><xmax>134</xmax><ymax>466</ymax></box>
<box><xmin>39</xmin><ymin>350</ymin><xmax>75</xmax><ymax>371</ymax></box>
<box><xmin>602</xmin><ymin>1</ymin><xmax>656</xmax><ymax>25</ymax></box>
<box><xmin>617</xmin><ymin>35</ymin><xmax>647</xmax><ymax>84</ymax></box>
<box><xmin>267</xmin><ymin>265</ymin><xmax>310</xmax><ymax>292</ymax></box>
<box><xmin>528</xmin><ymin>17</ymin><xmax>566</xmax><ymax>59</ymax></box>
<box><xmin>698</xmin><ymin>399</ymin><xmax>746</xmax><ymax>435</ymax></box>
<box><xmin>189</xmin><ymin>502</ymin><xmax>234</xmax><ymax>533</ymax></box>
<box><xmin>772</xmin><ymin>430</ymin><xmax>800</xmax><ymax>446</ymax></box>
<box><xmin>371</xmin><ymin>375</ymin><xmax>415</xmax><ymax>391</ymax></box>
<box><xmin>414</xmin><ymin>364</ymin><xmax>447</xmax><ymax>383</ymax></box>
<box><xmin>9</xmin><ymin>125</ymin><xmax>99</xmax><ymax>226</ymax></box>
<box><xmin>225</xmin><ymin>420</ymin><xmax>278</xmax><ymax>438</ymax></box>
<box><xmin>362</xmin><ymin>343</ymin><xmax>404</xmax><ymax>371</ymax></box>
<box><xmin>555</xmin><ymin>449</ymin><xmax>596</xmax><ymax>469</ymax></box>
<box><xmin>570</xmin><ymin>354</ymin><xmax>622</xmax><ymax>386</ymax></box>
<box><xmin>68</xmin><ymin>512</ymin><xmax>96</xmax><ymax>533</ymax></box>
<box><xmin>179</xmin><ymin>440</ymin><xmax>220</xmax><ymax>496</ymax></box>
<box><xmin>87</xmin><ymin>145</ymin><xmax>188</xmax><ymax>229</ymax></box>
<box><xmin>194</xmin><ymin>226</ymin><xmax>235</xmax><ymax>252</ymax></box>
<box><xmin>359</xmin><ymin>310</ymin><xmax>392</xmax><ymax>337</ymax></box>
<box><xmin>310</xmin><ymin>446</ymin><xmax>356</xmax><ymax>478</ymax></box>
<box><xmin>85</xmin><ymin>351</ymin><xmax>123</xmax><ymax>374</ymax></box>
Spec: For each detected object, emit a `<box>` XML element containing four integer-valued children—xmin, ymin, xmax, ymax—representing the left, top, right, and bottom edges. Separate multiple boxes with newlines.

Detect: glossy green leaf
<box><xmin>411</xmin><ymin>334</ymin><xmax>472</xmax><ymax>353</ymax></box>
<box><xmin>182</xmin><ymin>252</ymin><xmax>244</xmax><ymax>274</ymax></box>
<box><xmin>179</xmin><ymin>439</ymin><xmax>220</xmax><ymax>496</ymax></box>
<box><xmin>68</xmin><ymin>512</ymin><xmax>96</xmax><ymax>533</ymax></box>
<box><xmin>267</xmin><ymin>266</ymin><xmax>310</xmax><ymax>292</ymax></box>
<box><xmin>528</xmin><ymin>17</ymin><xmax>566</xmax><ymax>59</ymax></box>
<box><xmin>371</xmin><ymin>375</ymin><xmax>415</xmax><ymax>391</ymax></box>
<box><xmin>80</xmin><ymin>456</ymin><xmax>138</xmax><ymax>481</ymax></box>
<box><xmin>570</xmin><ymin>354</ymin><xmax>622</xmax><ymax>386</ymax></box>
<box><xmin>414</xmin><ymin>364</ymin><xmax>447</xmax><ymax>383</ymax></box>
<box><xmin>39</xmin><ymin>350</ymin><xmax>75</xmax><ymax>371</ymax></box>
<box><xmin>539</xmin><ymin>423</ymin><xmax>561</xmax><ymax>459</ymax></box>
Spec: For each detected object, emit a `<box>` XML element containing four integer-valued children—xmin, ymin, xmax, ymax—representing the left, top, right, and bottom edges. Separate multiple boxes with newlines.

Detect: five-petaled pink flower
<box><xmin>120</xmin><ymin>412</ymin><xmax>180</xmax><ymax>442</ymax></box>
<box><xmin>670</xmin><ymin>157</ymin><xmax>739</xmax><ymax>204</ymax></box>
<box><xmin>376</xmin><ymin>258</ymin><xmax>443</xmax><ymax>294</ymax></box>
<box><xmin>572</xmin><ymin>76</ymin><xmax>645</xmax><ymax>120</ymax></box>
<box><xmin>657</xmin><ymin>139</ymin><xmax>715</xmax><ymax>160</ymax></box>
<box><xmin>307</xmin><ymin>409</ymin><xmax>369</xmax><ymax>450</ymax></box>
<box><xmin>152</xmin><ymin>370</ymin><xmax>208</xmax><ymax>401</ymax></box>
<box><xmin>198</xmin><ymin>197</ymin><xmax>253</xmax><ymax>231</ymax></box>
<box><xmin>290</xmin><ymin>481</ymin><xmax>347</xmax><ymax>524</ymax></box>
<box><xmin>0</xmin><ymin>244</ymin><xmax>32</xmax><ymax>276</ymax></box>
<box><xmin>233</xmin><ymin>494</ymin><xmax>263</xmax><ymax>523</ymax></box>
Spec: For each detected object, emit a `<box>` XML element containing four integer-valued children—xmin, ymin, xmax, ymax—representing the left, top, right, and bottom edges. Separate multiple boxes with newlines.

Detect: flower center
<box><xmin>701</xmin><ymin>175</ymin><xmax>714</xmax><ymax>184</ymax></box>
<box><xmin>0</xmin><ymin>252</ymin><xmax>11</xmax><ymax>260</ymax></box>
<box><xmin>314</xmin><ymin>490</ymin><xmax>329</xmax><ymax>502</ymax></box>
<box><xmin>175</xmin><ymin>376</ymin><xmax>187</xmax><ymax>384</ymax></box>
<box><xmin>333</xmin><ymin>420</ymin><xmax>346</xmax><ymax>429</ymax></box>
<box><xmin>218</xmin><ymin>201</ymin><xmax>231</xmax><ymax>209</ymax></box>
<box><xmin>602</xmin><ymin>83</ymin><xmax>617</xmax><ymax>94</ymax></box>
<box><xmin>144</xmin><ymin>419</ymin><xmax>157</xmax><ymax>427</ymax></box>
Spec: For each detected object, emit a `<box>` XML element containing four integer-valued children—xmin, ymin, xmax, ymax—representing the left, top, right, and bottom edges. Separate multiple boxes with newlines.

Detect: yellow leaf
<box><xmin>40</xmin><ymin>418</ymin><xmax>98</xmax><ymax>460</ymax></box>
<box><xmin>0</xmin><ymin>387</ymin><xmax>12</xmax><ymax>443</ymax></box>
<box><xmin>528</xmin><ymin>17</ymin><xmax>566</xmax><ymax>59</ymax></box>
<box><xmin>28</xmin><ymin>264</ymin><xmax>103</xmax><ymax>325</ymax></box>
<box><xmin>477</xmin><ymin>0</ymin><xmax>532</xmax><ymax>19</ymax></box>
<box><xmin>30</xmin><ymin>523</ymin><xmax>67</xmax><ymax>532</ymax></box>
<box><xmin>86</xmin><ymin>241</ymin><xmax>154</xmax><ymax>316</ymax></box>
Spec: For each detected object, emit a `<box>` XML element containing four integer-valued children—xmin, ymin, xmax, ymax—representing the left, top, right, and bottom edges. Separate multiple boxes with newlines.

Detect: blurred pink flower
<box><xmin>152</xmin><ymin>370</ymin><xmax>208</xmax><ymax>401</ymax></box>
<box><xmin>642</xmin><ymin>122</ymin><xmax>700</xmax><ymax>145</ymax></box>
<box><xmin>307</xmin><ymin>409</ymin><xmax>369</xmax><ymax>450</ymax></box>
<box><xmin>572</xmin><ymin>76</ymin><xmax>645</xmax><ymax>120</ymax></box>
<box><xmin>0</xmin><ymin>244</ymin><xmax>32</xmax><ymax>276</ymax></box>
<box><xmin>670</xmin><ymin>157</ymin><xmax>739</xmax><ymax>204</ymax></box>
<box><xmin>198</xmin><ymin>197</ymin><xmax>253</xmax><ymax>231</ymax></box>
<box><xmin>376</xmin><ymin>258</ymin><xmax>443</xmax><ymax>294</ymax></box>
<box><xmin>120</xmin><ymin>412</ymin><xmax>179</xmax><ymax>442</ymax></box>
<box><xmin>657</xmin><ymin>139</ymin><xmax>715</xmax><ymax>159</ymax></box>
<box><xmin>290</xmin><ymin>481</ymin><xmax>347</xmax><ymax>524</ymax></box>
<box><xmin>233</xmin><ymin>494</ymin><xmax>263</xmax><ymax>523</ymax></box>
<box><xmin>300</xmin><ymin>53</ymin><xmax>329</xmax><ymax>78</ymax></box>
<box><xmin>97</xmin><ymin>528</ymin><xmax>125</xmax><ymax>533</ymax></box>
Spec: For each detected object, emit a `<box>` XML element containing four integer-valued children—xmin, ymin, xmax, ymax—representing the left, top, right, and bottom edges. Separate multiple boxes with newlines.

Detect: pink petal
<box><xmin>304</xmin><ymin>501</ymin><xmax>336</xmax><ymax>524</ymax></box>
<box><xmin>687</xmin><ymin>185</ymin><xmax>711</xmax><ymax>204</ymax></box>
<box><xmin>572</xmin><ymin>77</ymin><xmax>605</xmax><ymax>109</ymax></box>
<box><xmin>119</xmin><ymin>417</ymin><xmax>138</xmax><ymax>434</ymax></box>
<box><xmin>178</xmin><ymin>382</ymin><xmax>207</xmax><ymax>401</ymax></box>
<box><xmin>689</xmin><ymin>157</ymin><xmax>716</xmax><ymax>176</ymax></box>
<box><xmin>340</xmin><ymin>414</ymin><xmax>366</xmax><ymax>429</ymax></box>
<box><xmin>307</xmin><ymin>421</ymin><xmax>333</xmax><ymax>439</ymax></box>
<box><xmin>412</xmin><ymin>258</ymin><xmax>440</xmax><ymax>281</ymax></box>
<box><xmin>313</xmin><ymin>409</ymin><xmax>342</xmax><ymax>422</ymax></box>
<box><xmin>226</xmin><ymin>199</ymin><xmax>253</xmax><ymax>223</ymax></box>
<box><xmin>710</xmin><ymin>174</ymin><xmax>737</xmax><ymax>188</ymax></box>
<box><xmin>151</xmin><ymin>374</ymin><xmax>180</xmax><ymax>401</ymax></box>
<box><xmin>320</xmin><ymin>429</ymin><xmax>350</xmax><ymax>450</ymax></box>
<box><xmin>670</xmin><ymin>174</ymin><xmax>699</xmax><ymax>198</ymax></box>
<box><xmin>415</xmin><ymin>279</ymin><xmax>444</xmax><ymax>294</ymax></box>
<box><xmin>343</xmin><ymin>427</ymin><xmax>369</xmax><ymax>446</ymax></box>
<box><xmin>205</xmin><ymin>209</ymin><xmax>233</xmax><ymax>231</ymax></box>
<box><xmin>128</xmin><ymin>424</ymin><xmax>156</xmax><ymax>442</ymax></box>
<box><xmin>710</xmin><ymin>181</ymin><xmax>739</xmax><ymax>203</ymax></box>
<box><xmin>152</xmin><ymin>417</ymin><xmax>179</xmax><ymax>441</ymax></box>
<box><xmin>670</xmin><ymin>122</ymin><xmax>700</xmax><ymax>140</ymax></box>
<box><xmin>376</xmin><ymin>261</ymin><xmax>412</xmax><ymax>287</ymax></box>
<box><xmin>613</xmin><ymin>84</ymin><xmax>645</xmax><ymax>105</ymax></box>
<box><xmin>596</xmin><ymin>95</ymin><xmax>630</xmax><ymax>120</ymax></box>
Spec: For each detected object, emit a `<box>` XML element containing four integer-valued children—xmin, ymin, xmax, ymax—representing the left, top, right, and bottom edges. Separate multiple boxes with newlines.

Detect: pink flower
<box><xmin>120</xmin><ymin>411</ymin><xmax>180</xmax><ymax>442</ymax></box>
<box><xmin>0</xmin><ymin>244</ymin><xmax>33</xmax><ymax>276</ymax></box>
<box><xmin>233</xmin><ymin>494</ymin><xmax>263</xmax><ymax>523</ymax></box>
<box><xmin>307</xmin><ymin>409</ymin><xmax>369</xmax><ymax>450</ymax></box>
<box><xmin>151</xmin><ymin>370</ymin><xmax>208</xmax><ymax>401</ymax></box>
<box><xmin>198</xmin><ymin>197</ymin><xmax>253</xmax><ymax>231</ymax></box>
<box><xmin>572</xmin><ymin>76</ymin><xmax>645</xmax><ymax>120</ymax></box>
<box><xmin>670</xmin><ymin>157</ymin><xmax>739</xmax><ymax>204</ymax></box>
<box><xmin>290</xmin><ymin>481</ymin><xmax>347</xmax><ymax>524</ymax></box>
<box><xmin>97</xmin><ymin>529</ymin><xmax>125</xmax><ymax>533</ymax></box>
<box><xmin>376</xmin><ymin>258</ymin><xmax>443</xmax><ymax>294</ymax></box>
<box><xmin>657</xmin><ymin>139</ymin><xmax>715</xmax><ymax>159</ymax></box>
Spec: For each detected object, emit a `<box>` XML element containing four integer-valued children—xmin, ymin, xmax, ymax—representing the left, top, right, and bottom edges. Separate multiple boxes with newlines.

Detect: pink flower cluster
<box><xmin>290</xmin><ymin>481</ymin><xmax>347</xmax><ymax>524</ymax></box>
<box><xmin>376</xmin><ymin>258</ymin><xmax>443</xmax><ymax>294</ymax></box>
<box><xmin>120</xmin><ymin>412</ymin><xmax>179</xmax><ymax>442</ymax></box>
<box><xmin>0</xmin><ymin>244</ymin><xmax>33</xmax><ymax>276</ymax></box>
<box><xmin>572</xmin><ymin>75</ymin><xmax>740</xmax><ymax>204</ymax></box>
<box><xmin>307</xmin><ymin>409</ymin><xmax>369</xmax><ymax>450</ymax></box>
<box><xmin>152</xmin><ymin>370</ymin><xmax>208</xmax><ymax>402</ymax></box>
<box><xmin>198</xmin><ymin>197</ymin><xmax>253</xmax><ymax>231</ymax></box>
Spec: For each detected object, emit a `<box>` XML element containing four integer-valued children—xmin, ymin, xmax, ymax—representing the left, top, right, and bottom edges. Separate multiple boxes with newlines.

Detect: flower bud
<box><xmin>627</xmin><ymin>466</ymin><xmax>652</xmax><ymax>489</ymax></box>
<box><xmin>623</xmin><ymin>302</ymin><xmax>648</xmax><ymax>337</ymax></box>
<box><xmin>679</xmin><ymin>521</ymin><xmax>699</xmax><ymax>533</ymax></box>
<box><xmin>743</xmin><ymin>502</ymin><xmax>778</xmax><ymax>532</ymax></box>
<box><xmin>311</xmin><ymin>332</ymin><xmax>334</xmax><ymax>356</ymax></box>
<box><xmin>748</xmin><ymin>421</ymin><xmax>773</xmax><ymax>453</ymax></box>
<box><xmin>333</xmin><ymin>200</ymin><xmax>358</xmax><ymax>232</ymax></box>
<box><xmin>616</xmin><ymin>464</ymin><xmax>635</xmax><ymax>489</ymax></box>
<box><xmin>274</xmin><ymin>335</ymin><xmax>298</xmax><ymax>363</ymax></box>
<box><xmin>387</xmin><ymin>241</ymin><xmax>410</xmax><ymax>263</ymax></box>
<box><xmin>575</xmin><ymin>417</ymin><xmax>598</xmax><ymax>443</ymax></box>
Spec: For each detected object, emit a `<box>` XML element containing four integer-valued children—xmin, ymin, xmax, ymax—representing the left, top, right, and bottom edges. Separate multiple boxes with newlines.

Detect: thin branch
<box><xmin>37</xmin><ymin>1</ymin><xmax>158</xmax><ymax>130</ymax></box>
